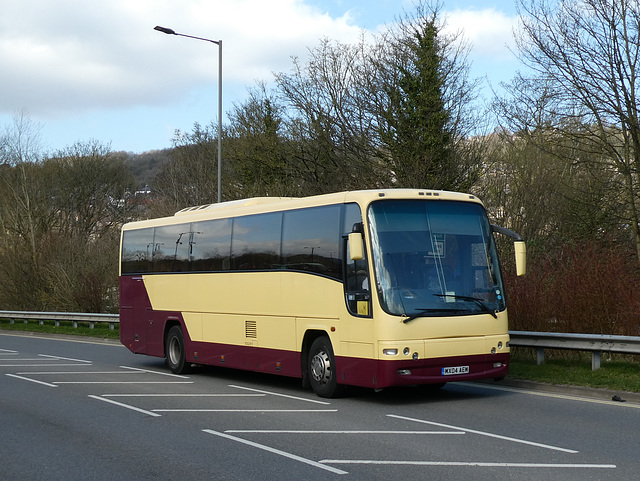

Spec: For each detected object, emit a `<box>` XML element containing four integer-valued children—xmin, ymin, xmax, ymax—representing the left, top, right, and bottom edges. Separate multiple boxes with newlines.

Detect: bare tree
<box><xmin>0</xmin><ymin>137</ymin><xmax>134</xmax><ymax>312</ymax></box>
<box><xmin>226</xmin><ymin>83</ymin><xmax>304</xmax><ymax>197</ymax></box>
<box><xmin>0</xmin><ymin>110</ymin><xmax>43</xmax><ymax>165</ymax></box>
<box><xmin>500</xmin><ymin>0</ymin><xmax>640</xmax><ymax>261</ymax></box>
<box><xmin>275</xmin><ymin>36</ymin><xmax>389</xmax><ymax>192</ymax></box>
<box><xmin>151</xmin><ymin>123</ymin><xmax>223</xmax><ymax>216</ymax></box>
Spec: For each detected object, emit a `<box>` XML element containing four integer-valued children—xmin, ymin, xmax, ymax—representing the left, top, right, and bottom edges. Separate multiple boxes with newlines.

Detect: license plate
<box><xmin>442</xmin><ymin>365</ymin><xmax>470</xmax><ymax>375</ymax></box>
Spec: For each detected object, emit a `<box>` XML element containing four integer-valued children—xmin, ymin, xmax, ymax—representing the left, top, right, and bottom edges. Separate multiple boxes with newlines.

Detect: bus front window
<box><xmin>368</xmin><ymin>200</ymin><xmax>506</xmax><ymax>320</ymax></box>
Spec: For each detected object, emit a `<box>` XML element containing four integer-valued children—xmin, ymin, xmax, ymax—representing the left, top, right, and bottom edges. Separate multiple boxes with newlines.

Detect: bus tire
<box><xmin>308</xmin><ymin>336</ymin><xmax>343</xmax><ymax>398</ymax></box>
<box><xmin>165</xmin><ymin>325</ymin><xmax>190</xmax><ymax>374</ymax></box>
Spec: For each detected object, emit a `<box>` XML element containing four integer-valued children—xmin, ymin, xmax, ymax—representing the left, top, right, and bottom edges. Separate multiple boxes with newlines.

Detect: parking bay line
<box><xmin>388</xmin><ymin>414</ymin><xmax>578</xmax><ymax>453</ymax></box>
<box><xmin>228</xmin><ymin>384</ymin><xmax>332</xmax><ymax>405</ymax></box>
<box><xmin>16</xmin><ymin>371</ymin><xmax>146</xmax><ymax>375</ymax></box>
<box><xmin>102</xmin><ymin>393</ymin><xmax>266</xmax><ymax>398</ymax></box>
<box><xmin>203</xmin><ymin>429</ymin><xmax>348</xmax><ymax>475</ymax></box>
<box><xmin>38</xmin><ymin>354</ymin><xmax>92</xmax><ymax>363</ymax></box>
<box><xmin>226</xmin><ymin>430</ymin><xmax>465</xmax><ymax>435</ymax></box>
<box><xmin>88</xmin><ymin>395</ymin><xmax>161</xmax><ymax>417</ymax></box>
<box><xmin>154</xmin><ymin>409</ymin><xmax>338</xmax><ymax>413</ymax></box>
<box><xmin>6</xmin><ymin>373</ymin><xmax>58</xmax><ymax>387</ymax></box>
<box><xmin>54</xmin><ymin>381</ymin><xmax>194</xmax><ymax>385</ymax></box>
<box><xmin>0</xmin><ymin>363</ymin><xmax>91</xmax><ymax>367</ymax></box>
<box><xmin>318</xmin><ymin>460</ymin><xmax>616</xmax><ymax>469</ymax></box>
<box><xmin>119</xmin><ymin>365</ymin><xmax>191</xmax><ymax>378</ymax></box>
<box><xmin>1</xmin><ymin>357</ymin><xmax>91</xmax><ymax>363</ymax></box>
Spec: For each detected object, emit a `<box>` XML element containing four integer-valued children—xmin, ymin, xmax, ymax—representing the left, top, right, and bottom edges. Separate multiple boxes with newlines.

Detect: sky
<box><xmin>0</xmin><ymin>0</ymin><xmax>521</xmax><ymax>155</ymax></box>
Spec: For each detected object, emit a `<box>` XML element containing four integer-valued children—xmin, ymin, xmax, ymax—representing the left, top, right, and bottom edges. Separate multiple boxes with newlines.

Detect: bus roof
<box><xmin>122</xmin><ymin>189</ymin><xmax>483</xmax><ymax>230</ymax></box>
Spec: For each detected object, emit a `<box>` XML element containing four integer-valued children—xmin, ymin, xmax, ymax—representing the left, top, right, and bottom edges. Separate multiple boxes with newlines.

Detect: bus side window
<box><xmin>343</xmin><ymin>205</ymin><xmax>371</xmax><ymax>317</ymax></box>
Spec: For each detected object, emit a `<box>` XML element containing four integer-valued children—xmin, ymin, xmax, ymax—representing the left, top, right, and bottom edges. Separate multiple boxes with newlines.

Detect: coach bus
<box><xmin>119</xmin><ymin>189</ymin><xmax>526</xmax><ymax>397</ymax></box>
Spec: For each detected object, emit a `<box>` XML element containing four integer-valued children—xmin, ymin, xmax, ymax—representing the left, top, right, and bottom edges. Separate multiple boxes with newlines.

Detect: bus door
<box><xmin>344</xmin><ymin>222</ymin><xmax>371</xmax><ymax>317</ymax></box>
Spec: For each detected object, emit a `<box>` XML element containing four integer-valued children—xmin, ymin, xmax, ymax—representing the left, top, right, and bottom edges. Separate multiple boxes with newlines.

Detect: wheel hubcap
<box><xmin>168</xmin><ymin>337</ymin><xmax>180</xmax><ymax>365</ymax></box>
<box><xmin>310</xmin><ymin>350</ymin><xmax>331</xmax><ymax>384</ymax></box>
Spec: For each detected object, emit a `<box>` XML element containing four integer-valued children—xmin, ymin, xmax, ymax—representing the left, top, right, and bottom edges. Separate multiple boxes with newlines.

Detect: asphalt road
<box><xmin>1</xmin><ymin>332</ymin><xmax>639</xmax><ymax>481</ymax></box>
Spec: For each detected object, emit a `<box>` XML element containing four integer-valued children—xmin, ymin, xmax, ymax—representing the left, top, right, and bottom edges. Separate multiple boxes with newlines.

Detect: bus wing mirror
<box><xmin>491</xmin><ymin>225</ymin><xmax>526</xmax><ymax>276</ymax></box>
<box><xmin>514</xmin><ymin>241</ymin><xmax>527</xmax><ymax>276</ymax></box>
<box><xmin>348</xmin><ymin>232</ymin><xmax>364</xmax><ymax>261</ymax></box>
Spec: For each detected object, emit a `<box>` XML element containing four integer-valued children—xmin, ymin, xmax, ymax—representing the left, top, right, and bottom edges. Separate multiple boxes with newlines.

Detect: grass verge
<box><xmin>509</xmin><ymin>349</ymin><xmax>640</xmax><ymax>393</ymax></box>
<box><xmin>0</xmin><ymin>318</ymin><xmax>119</xmax><ymax>339</ymax></box>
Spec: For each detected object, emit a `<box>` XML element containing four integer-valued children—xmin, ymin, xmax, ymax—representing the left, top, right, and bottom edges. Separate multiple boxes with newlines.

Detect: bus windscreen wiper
<box><xmin>433</xmin><ymin>294</ymin><xmax>498</xmax><ymax>319</ymax></box>
<box><xmin>402</xmin><ymin>308</ymin><xmax>468</xmax><ymax>323</ymax></box>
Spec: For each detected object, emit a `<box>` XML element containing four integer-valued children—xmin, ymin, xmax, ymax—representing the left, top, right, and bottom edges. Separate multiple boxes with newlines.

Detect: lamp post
<box><xmin>154</xmin><ymin>25</ymin><xmax>223</xmax><ymax>203</ymax></box>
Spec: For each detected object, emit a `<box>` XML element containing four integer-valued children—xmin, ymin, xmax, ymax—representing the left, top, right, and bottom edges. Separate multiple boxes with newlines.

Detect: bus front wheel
<box><xmin>165</xmin><ymin>325</ymin><xmax>190</xmax><ymax>374</ymax></box>
<box><xmin>308</xmin><ymin>336</ymin><xmax>343</xmax><ymax>398</ymax></box>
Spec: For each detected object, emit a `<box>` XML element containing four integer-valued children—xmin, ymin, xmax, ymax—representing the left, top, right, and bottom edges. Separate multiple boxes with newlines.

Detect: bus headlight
<box><xmin>383</xmin><ymin>348</ymin><xmax>398</xmax><ymax>356</ymax></box>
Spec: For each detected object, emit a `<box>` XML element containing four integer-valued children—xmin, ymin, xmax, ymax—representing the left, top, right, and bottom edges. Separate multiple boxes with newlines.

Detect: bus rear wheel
<box><xmin>165</xmin><ymin>325</ymin><xmax>190</xmax><ymax>374</ymax></box>
<box><xmin>308</xmin><ymin>336</ymin><xmax>343</xmax><ymax>398</ymax></box>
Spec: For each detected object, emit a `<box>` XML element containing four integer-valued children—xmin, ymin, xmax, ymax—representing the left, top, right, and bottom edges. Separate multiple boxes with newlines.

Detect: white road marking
<box><xmin>203</xmin><ymin>429</ymin><xmax>348</xmax><ymax>475</ymax></box>
<box><xmin>88</xmin><ymin>395</ymin><xmax>161</xmax><ymax>417</ymax></box>
<box><xmin>388</xmin><ymin>414</ymin><xmax>579</xmax><ymax>453</ymax></box>
<box><xmin>154</xmin><ymin>409</ymin><xmax>338</xmax><ymax>413</ymax></box>
<box><xmin>229</xmin><ymin>384</ymin><xmax>331</xmax><ymax>405</ymax></box>
<box><xmin>6</xmin><ymin>373</ymin><xmax>57</xmax><ymax>387</ymax></box>
<box><xmin>226</xmin><ymin>430</ymin><xmax>465</xmax><ymax>435</ymax></box>
<box><xmin>0</xmin><ymin>363</ymin><xmax>89</xmax><ymax>367</ymax></box>
<box><xmin>101</xmin><ymin>393</ymin><xmax>265</xmax><ymax>398</ymax></box>
<box><xmin>39</xmin><ymin>354</ymin><xmax>92</xmax><ymax>363</ymax></box>
<box><xmin>319</xmin><ymin>460</ymin><xmax>616</xmax><ymax>469</ymax></box>
<box><xmin>119</xmin><ymin>365</ymin><xmax>190</xmax><ymax>378</ymax></box>
<box><xmin>16</xmin><ymin>371</ymin><xmax>144</xmax><ymax>375</ymax></box>
<box><xmin>54</xmin><ymin>381</ymin><xmax>194</xmax><ymax>384</ymax></box>
<box><xmin>463</xmin><ymin>382</ymin><xmax>640</xmax><ymax>409</ymax></box>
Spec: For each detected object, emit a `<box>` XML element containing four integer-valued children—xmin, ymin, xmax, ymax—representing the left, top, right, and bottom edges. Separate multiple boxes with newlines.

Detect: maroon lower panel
<box><xmin>186</xmin><ymin>340</ymin><xmax>303</xmax><ymax>379</ymax></box>
<box><xmin>184</xmin><ymin>338</ymin><xmax>508</xmax><ymax>389</ymax></box>
<box><xmin>367</xmin><ymin>352</ymin><xmax>510</xmax><ymax>388</ymax></box>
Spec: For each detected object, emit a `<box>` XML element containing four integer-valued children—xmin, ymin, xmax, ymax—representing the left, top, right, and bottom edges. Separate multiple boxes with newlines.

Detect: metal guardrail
<box><xmin>0</xmin><ymin>311</ymin><xmax>118</xmax><ymax>330</ymax></box>
<box><xmin>1</xmin><ymin>311</ymin><xmax>639</xmax><ymax>370</ymax></box>
<box><xmin>509</xmin><ymin>330</ymin><xmax>640</xmax><ymax>370</ymax></box>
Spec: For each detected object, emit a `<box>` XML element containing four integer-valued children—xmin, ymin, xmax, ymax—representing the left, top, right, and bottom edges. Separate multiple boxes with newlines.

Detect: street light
<box><xmin>154</xmin><ymin>25</ymin><xmax>223</xmax><ymax>203</ymax></box>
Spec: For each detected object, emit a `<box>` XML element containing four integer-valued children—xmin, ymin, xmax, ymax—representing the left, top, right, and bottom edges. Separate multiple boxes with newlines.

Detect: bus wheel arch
<box><xmin>164</xmin><ymin>323</ymin><xmax>190</xmax><ymax>374</ymax></box>
<box><xmin>306</xmin><ymin>334</ymin><xmax>344</xmax><ymax>398</ymax></box>
<box><xmin>301</xmin><ymin>330</ymin><xmax>324</xmax><ymax>388</ymax></box>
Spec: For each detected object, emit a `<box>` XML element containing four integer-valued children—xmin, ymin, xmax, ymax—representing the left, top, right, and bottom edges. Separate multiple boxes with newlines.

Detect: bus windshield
<box><xmin>368</xmin><ymin>199</ymin><xmax>505</xmax><ymax>320</ymax></box>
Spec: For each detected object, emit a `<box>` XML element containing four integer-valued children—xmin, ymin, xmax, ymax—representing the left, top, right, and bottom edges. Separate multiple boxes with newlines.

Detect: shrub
<box><xmin>504</xmin><ymin>240</ymin><xmax>640</xmax><ymax>335</ymax></box>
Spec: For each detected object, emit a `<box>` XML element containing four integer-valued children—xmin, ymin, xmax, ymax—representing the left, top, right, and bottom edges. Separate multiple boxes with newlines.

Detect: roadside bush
<box><xmin>504</xmin><ymin>240</ymin><xmax>640</xmax><ymax>336</ymax></box>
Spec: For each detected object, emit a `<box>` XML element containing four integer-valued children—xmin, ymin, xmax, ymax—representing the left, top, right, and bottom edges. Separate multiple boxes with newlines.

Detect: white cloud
<box><xmin>0</xmin><ymin>0</ymin><xmax>363</xmax><ymax>118</ymax></box>
<box><xmin>0</xmin><ymin>1</ymin><xmax>523</xmax><ymax>153</ymax></box>
<box><xmin>444</xmin><ymin>8</ymin><xmax>518</xmax><ymax>61</ymax></box>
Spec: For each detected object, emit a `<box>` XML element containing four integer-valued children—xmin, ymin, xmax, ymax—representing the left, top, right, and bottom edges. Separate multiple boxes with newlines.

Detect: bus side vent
<box><xmin>245</xmin><ymin>320</ymin><xmax>257</xmax><ymax>339</ymax></box>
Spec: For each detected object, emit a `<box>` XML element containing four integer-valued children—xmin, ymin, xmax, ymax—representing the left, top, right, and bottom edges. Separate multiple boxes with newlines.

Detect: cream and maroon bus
<box><xmin>119</xmin><ymin>189</ymin><xmax>526</xmax><ymax>397</ymax></box>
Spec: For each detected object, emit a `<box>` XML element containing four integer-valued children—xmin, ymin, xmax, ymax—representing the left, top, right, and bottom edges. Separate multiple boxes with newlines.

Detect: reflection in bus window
<box><xmin>121</xmin><ymin>228</ymin><xmax>154</xmax><ymax>274</ymax></box>
<box><xmin>282</xmin><ymin>205</ymin><xmax>342</xmax><ymax>279</ymax></box>
<box><xmin>190</xmin><ymin>219</ymin><xmax>232</xmax><ymax>271</ymax></box>
<box><xmin>231</xmin><ymin>213</ymin><xmax>283</xmax><ymax>270</ymax></box>
<box><xmin>152</xmin><ymin>224</ymin><xmax>192</xmax><ymax>272</ymax></box>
